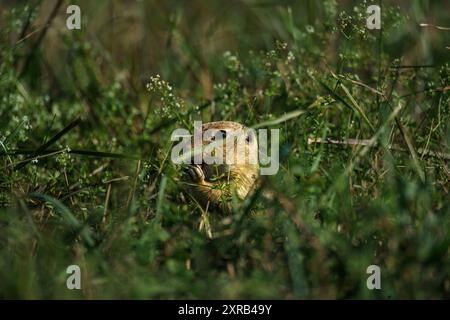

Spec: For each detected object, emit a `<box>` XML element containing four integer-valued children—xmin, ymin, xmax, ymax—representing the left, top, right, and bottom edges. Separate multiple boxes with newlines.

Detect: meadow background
<box><xmin>0</xmin><ymin>0</ymin><xmax>449</xmax><ymax>299</ymax></box>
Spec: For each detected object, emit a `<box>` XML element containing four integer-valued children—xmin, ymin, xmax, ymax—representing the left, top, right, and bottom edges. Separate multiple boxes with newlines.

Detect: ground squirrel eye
<box><xmin>212</xmin><ymin>130</ymin><xmax>226</xmax><ymax>141</ymax></box>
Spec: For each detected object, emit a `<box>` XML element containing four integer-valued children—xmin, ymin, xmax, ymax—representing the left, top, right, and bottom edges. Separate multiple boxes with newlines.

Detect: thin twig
<box><xmin>308</xmin><ymin>137</ymin><xmax>450</xmax><ymax>161</ymax></box>
<box><xmin>126</xmin><ymin>160</ymin><xmax>141</xmax><ymax>208</ymax></box>
<box><xmin>419</xmin><ymin>23</ymin><xmax>450</xmax><ymax>31</ymax></box>
<box><xmin>102</xmin><ymin>183</ymin><xmax>112</xmax><ymax>226</ymax></box>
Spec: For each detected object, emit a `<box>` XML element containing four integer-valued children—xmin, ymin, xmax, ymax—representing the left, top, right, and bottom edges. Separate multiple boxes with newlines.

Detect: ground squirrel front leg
<box><xmin>183</xmin><ymin>164</ymin><xmax>232</xmax><ymax>213</ymax></box>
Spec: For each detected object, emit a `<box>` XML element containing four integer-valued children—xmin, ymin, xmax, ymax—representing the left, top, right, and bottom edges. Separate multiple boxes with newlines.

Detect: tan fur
<box><xmin>182</xmin><ymin>121</ymin><xmax>259</xmax><ymax>213</ymax></box>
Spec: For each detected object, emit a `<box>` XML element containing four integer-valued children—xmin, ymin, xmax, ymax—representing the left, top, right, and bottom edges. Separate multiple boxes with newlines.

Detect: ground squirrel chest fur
<box><xmin>181</xmin><ymin>121</ymin><xmax>259</xmax><ymax>213</ymax></box>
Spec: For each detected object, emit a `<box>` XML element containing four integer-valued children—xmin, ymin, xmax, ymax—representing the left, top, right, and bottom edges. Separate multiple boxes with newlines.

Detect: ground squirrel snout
<box><xmin>181</xmin><ymin>121</ymin><xmax>260</xmax><ymax>213</ymax></box>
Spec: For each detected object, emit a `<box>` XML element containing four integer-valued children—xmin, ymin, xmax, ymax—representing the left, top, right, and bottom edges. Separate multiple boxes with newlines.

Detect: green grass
<box><xmin>0</xmin><ymin>0</ymin><xmax>449</xmax><ymax>299</ymax></box>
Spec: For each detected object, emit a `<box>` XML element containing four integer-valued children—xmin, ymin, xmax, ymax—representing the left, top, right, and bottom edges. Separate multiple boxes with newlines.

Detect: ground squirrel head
<box><xmin>181</xmin><ymin>121</ymin><xmax>259</xmax><ymax>213</ymax></box>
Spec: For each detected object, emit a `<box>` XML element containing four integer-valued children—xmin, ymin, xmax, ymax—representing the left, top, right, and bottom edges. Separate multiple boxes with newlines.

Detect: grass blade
<box><xmin>27</xmin><ymin>192</ymin><xmax>95</xmax><ymax>246</ymax></box>
<box><xmin>14</xmin><ymin>117</ymin><xmax>81</xmax><ymax>170</ymax></box>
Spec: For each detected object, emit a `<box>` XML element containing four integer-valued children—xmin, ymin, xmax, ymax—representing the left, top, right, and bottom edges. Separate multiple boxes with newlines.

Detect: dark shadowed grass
<box><xmin>0</xmin><ymin>0</ymin><xmax>449</xmax><ymax>299</ymax></box>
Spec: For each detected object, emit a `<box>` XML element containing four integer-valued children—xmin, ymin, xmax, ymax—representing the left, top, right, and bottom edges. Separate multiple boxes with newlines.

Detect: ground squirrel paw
<box><xmin>184</xmin><ymin>164</ymin><xmax>205</xmax><ymax>183</ymax></box>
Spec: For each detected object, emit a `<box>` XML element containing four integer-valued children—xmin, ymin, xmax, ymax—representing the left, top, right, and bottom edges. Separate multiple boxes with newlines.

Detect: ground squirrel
<box><xmin>181</xmin><ymin>121</ymin><xmax>259</xmax><ymax>213</ymax></box>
